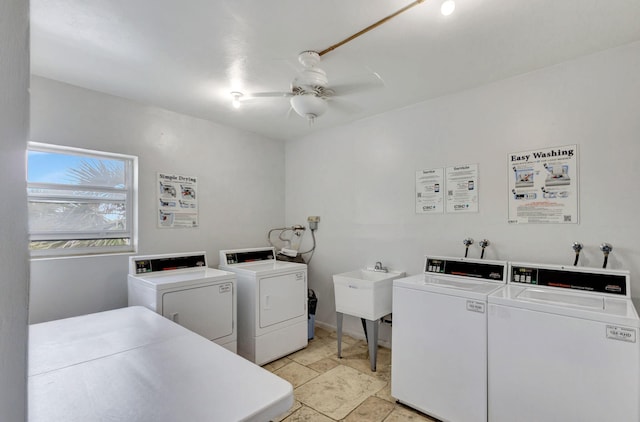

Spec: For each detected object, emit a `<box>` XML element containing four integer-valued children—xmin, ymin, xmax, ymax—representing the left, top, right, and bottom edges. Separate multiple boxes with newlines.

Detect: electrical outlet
<box><xmin>307</xmin><ymin>216</ymin><xmax>320</xmax><ymax>230</ymax></box>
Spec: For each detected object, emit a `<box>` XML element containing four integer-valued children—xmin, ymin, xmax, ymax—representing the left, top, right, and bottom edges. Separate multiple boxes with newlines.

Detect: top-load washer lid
<box><xmin>489</xmin><ymin>262</ymin><xmax>639</xmax><ymax>326</ymax></box>
<box><xmin>230</xmin><ymin>261</ymin><xmax>305</xmax><ymax>272</ymax></box>
<box><xmin>426</xmin><ymin>275</ymin><xmax>507</xmax><ymax>295</ymax></box>
<box><xmin>516</xmin><ymin>288</ymin><xmax>605</xmax><ymax>310</ymax></box>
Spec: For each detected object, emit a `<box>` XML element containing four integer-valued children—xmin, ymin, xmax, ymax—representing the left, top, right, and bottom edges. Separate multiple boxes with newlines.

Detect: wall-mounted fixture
<box><xmin>230</xmin><ymin>91</ymin><xmax>243</xmax><ymax>109</ymax></box>
<box><xmin>307</xmin><ymin>216</ymin><xmax>320</xmax><ymax>231</ymax></box>
<box><xmin>479</xmin><ymin>239</ymin><xmax>490</xmax><ymax>259</ymax></box>
<box><xmin>600</xmin><ymin>243</ymin><xmax>613</xmax><ymax>268</ymax></box>
<box><xmin>463</xmin><ymin>238</ymin><xmax>474</xmax><ymax>258</ymax></box>
<box><xmin>572</xmin><ymin>242</ymin><xmax>583</xmax><ymax>266</ymax></box>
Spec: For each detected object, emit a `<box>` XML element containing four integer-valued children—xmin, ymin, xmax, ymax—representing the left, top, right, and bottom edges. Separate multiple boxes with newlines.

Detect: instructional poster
<box><xmin>157</xmin><ymin>173</ymin><xmax>199</xmax><ymax>228</ymax></box>
<box><xmin>446</xmin><ymin>164</ymin><xmax>479</xmax><ymax>213</ymax></box>
<box><xmin>416</xmin><ymin>169</ymin><xmax>444</xmax><ymax>213</ymax></box>
<box><xmin>508</xmin><ymin>144</ymin><xmax>578</xmax><ymax>224</ymax></box>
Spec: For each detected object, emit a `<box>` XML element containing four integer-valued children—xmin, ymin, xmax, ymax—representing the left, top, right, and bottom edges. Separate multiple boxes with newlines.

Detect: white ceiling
<box><xmin>31</xmin><ymin>0</ymin><xmax>640</xmax><ymax>141</ymax></box>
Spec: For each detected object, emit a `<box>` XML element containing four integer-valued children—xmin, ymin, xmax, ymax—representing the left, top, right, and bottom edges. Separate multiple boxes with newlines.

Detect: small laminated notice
<box><xmin>466</xmin><ymin>300</ymin><xmax>485</xmax><ymax>313</ymax></box>
<box><xmin>606</xmin><ymin>325</ymin><xmax>636</xmax><ymax>343</ymax></box>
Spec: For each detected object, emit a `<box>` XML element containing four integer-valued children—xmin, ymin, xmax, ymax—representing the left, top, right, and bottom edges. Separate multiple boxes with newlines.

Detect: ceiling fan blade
<box><xmin>328</xmin><ymin>98</ymin><xmax>363</xmax><ymax>115</ymax></box>
<box><xmin>247</xmin><ymin>91</ymin><xmax>293</xmax><ymax>98</ymax></box>
<box><xmin>330</xmin><ymin>72</ymin><xmax>385</xmax><ymax>96</ymax></box>
<box><xmin>286</xmin><ymin>106</ymin><xmax>295</xmax><ymax>119</ymax></box>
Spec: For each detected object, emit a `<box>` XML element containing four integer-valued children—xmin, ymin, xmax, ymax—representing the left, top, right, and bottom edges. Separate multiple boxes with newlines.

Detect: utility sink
<box><xmin>333</xmin><ymin>269</ymin><xmax>406</xmax><ymax>320</ymax></box>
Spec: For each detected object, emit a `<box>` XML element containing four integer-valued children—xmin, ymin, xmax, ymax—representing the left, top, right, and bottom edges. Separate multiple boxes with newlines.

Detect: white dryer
<box><xmin>128</xmin><ymin>251</ymin><xmax>237</xmax><ymax>352</ymax></box>
<box><xmin>392</xmin><ymin>256</ymin><xmax>508</xmax><ymax>422</ymax></box>
<box><xmin>219</xmin><ymin>247</ymin><xmax>308</xmax><ymax>365</ymax></box>
<box><xmin>488</xmin><ymin>262</ymin><xmax>640</xmax><ymax>422</ymax></box>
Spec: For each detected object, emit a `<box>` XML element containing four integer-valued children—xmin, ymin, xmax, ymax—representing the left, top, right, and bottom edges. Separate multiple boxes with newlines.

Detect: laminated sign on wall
<box><xmin>508</xmin><ymin>144</ymin><xmax>578</xmax><ymax>224</ymax></box>
<box><xmin>157</xmin><ymin>173</ymin><xmax>199</xmax><ymax>228</ymax></box>
<box><xmin>446</xmin><ymin>164</ymin><xmax>479</xmax><ymax>213</ymax></box>
<box><xmin>416</xmin><ymin>168</ymin><xmax>444</xmax><ymax>213</ymax></box>
<box><xmin>416</xmin><ymin>164</ymin><xmax>479</xmax><ymax>214</ymax></box>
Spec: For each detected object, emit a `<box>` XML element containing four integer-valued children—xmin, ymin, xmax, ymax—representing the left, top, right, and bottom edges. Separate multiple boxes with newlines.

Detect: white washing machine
<box><xmin>128</xmin><ymin>251</ymin><xmax>237</xmax><ymax>352</ymax></box>
<box><xmin>219</xmin><ymin>247</ymin><xmax>308</xmax><ymax>365</ymax></box>
<box><xmin>392</xmin><ymin>256</ymin><xmax>508</xmax><ymax>422</ymax></box>
<box><xmin>488</xmin><ymin>262</ymin><xmax>640</xmax><ymax>422</ymax></box>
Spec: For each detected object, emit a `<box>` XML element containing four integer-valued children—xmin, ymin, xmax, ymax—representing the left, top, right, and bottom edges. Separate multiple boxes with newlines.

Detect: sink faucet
<box><xmin>374</xmin><ymin>261</ymin><xmax>388</xmax><ymax>273</ymax></box>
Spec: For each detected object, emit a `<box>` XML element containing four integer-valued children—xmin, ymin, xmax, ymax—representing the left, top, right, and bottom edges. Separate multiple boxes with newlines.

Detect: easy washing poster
<box><xmin>508</xmin><ymin>144</ymin><xmax>578</xmax><ymax>224</ymax></box>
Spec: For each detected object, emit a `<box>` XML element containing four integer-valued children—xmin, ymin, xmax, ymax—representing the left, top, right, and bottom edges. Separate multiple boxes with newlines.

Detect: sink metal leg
<box><xmin>361</xmin><ymin>318</ymin><xmax>368</xmax><ymax>343</ymax></box>
<box><xmin>336</xmin><ymin>312</ymin><xmax>343</xmax><ymax>358</ymax></box>
<box><xmin>365</xmin><ymin>318</ymin><xmax>379</xmax><ymax>372</ymax></box>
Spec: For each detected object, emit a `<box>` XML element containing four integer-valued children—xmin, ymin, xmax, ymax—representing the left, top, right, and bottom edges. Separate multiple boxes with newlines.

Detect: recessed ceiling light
<box><xmin>441</xmin><ymin>0</ymin><xmax>455</xmax><ymax>16</ymax></box>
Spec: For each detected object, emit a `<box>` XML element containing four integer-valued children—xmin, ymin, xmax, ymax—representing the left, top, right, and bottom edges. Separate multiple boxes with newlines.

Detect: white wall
<box><xmin>0</xmin><ymin>0</ymin><xmax>29</xmax><ymax>420</ymax></box>
<box><xmin>286</xmin><ymin>41</ymin><xmax>640</xmax><ymax>344</ymax></box>
<box><xmin>29</xmin><ymin>77</ymin><xmax>286</xmax><ymax>323</ymax></box>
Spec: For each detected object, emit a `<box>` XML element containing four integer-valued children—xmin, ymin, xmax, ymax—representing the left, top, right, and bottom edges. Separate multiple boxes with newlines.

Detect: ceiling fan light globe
<box><xmin>290</xmin><ymin>94</ymin><xmax>327</xmax><ymax>120</ymax></box>
<box><xmin>441</xmin><ymin>0</ymin><xmax>455</xmax><ymax>16</ymax></box>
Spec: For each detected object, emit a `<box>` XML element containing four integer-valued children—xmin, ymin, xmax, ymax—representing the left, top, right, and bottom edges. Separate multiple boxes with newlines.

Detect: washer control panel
<box><xmin>510</xmin><ymin>264</ymin><xmax>629</xmax><ymax>296</ymax></box>
<box><xmin>425</xmin><ymin>256</ymin><xmax>507</xmax><ymax>282</ymax></box>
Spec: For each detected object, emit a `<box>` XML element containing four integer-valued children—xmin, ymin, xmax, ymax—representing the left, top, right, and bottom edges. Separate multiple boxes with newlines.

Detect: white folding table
<box><xmin>29</xmin><ymin>306</ymin><xmax>293</xmax><ymax>422</ymax></box>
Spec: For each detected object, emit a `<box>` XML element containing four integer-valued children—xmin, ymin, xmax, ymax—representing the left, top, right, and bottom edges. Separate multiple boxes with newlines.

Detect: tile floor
<box><xmin>264</xmin><ymin>326</ymin><xmax>436</xmax><ymax>422</ymax></box>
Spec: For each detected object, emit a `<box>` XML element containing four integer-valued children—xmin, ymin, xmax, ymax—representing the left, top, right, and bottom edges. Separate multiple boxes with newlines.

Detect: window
<box><xmin>27</xmin><ymin>142</ymin><xmax>137</xmax><ymax>256</ymax></box>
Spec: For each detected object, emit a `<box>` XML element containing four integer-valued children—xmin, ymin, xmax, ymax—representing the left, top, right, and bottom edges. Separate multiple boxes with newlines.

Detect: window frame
<box><xmin>27</xmin><ymin>142</ymin><xmax>138</xmax><ymax>257</ymax></box>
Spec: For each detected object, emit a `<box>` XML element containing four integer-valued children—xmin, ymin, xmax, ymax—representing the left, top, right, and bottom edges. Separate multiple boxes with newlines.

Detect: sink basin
<box><xmin>333</xmin><ymin>269</ymin><xmax>406</xmax><ymax>320</ymax></box>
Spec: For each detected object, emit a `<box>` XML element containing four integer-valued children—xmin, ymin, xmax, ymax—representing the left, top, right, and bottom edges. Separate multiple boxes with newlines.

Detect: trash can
<box><xmin>308</xmin><ymin>289</ymin><xmax>318</xmax><ymax>340</ymax></box>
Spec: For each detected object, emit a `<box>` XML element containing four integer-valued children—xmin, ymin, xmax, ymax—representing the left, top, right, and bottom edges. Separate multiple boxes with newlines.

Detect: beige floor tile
<box><xmin>333</xmin><ymin>342</ymin><xmax>391</xmax><ymax>377</ymax></box>
<box><xmin>314</xmin><ymin>335</ymin><xmax>340</xmax><ymax>349</ymax></box>
<box><xmin>306</xmin><ymin>357</ymin><xmax>340</xmax><ymax>374</ymax></box>
<box><xmin>280</xmin><ymin>405</ymin><xmax>335</xmax><ymax>422</ymax></box>
<box><xmin>271</xmin><ymin>327</ymin><xmax>436</xmax><ymax>422</ymax></box>
<box><xmin>343</xmin><ymin>396</ymin><xmax>395</xmax><ymax>422</ymax></box>
<box><xmin>327</xmin><ymin>331</ymin><xmax>359</xmax><ymax>346</ymax></box>
<box><xmin>313</xmin><ymin>326</ymin><xmax>332</xmax><ymax>339</ymax></box>
<box><xmin>289</xmin><ymin>338</ymin><xmax>336</xmax><ymax>366</ymax></box>
<box><xmin>338</xmin><ymin>340</ymin><xmax>369</xmax><ymax>358</ymax></box>
<box><xmin>272</xmin><ymin>400</ymin><xmax>303</xmax><ymax>422</ymax></box>
<box><xmin>377</xmin><ymin>346</ymin><xmax>392</xmax><ymax>366</ymax></box>
<box><xmin>337</xmin><ymin>351</ymin><xmax>391</xmax><ymax>381</ymax></box>
<box><xmin>374</xmin><ymin>383</ymin><xmax>395</xmax><ymax>403</ymax></box>
<box><xmin>337</xmin><ymin>354</ymin><xmax>375</xmax><ymax>374</ymax></box>
<box><xmin>294</xmin><ymin>365</ymin><xmax>387</xmax><ymax>420</ymax></box>
<box><xmin>263</xmin><ymin>356</ymin><xmax>292</xmax><ymax>372</ymax></box>
<box><xmin>372</xmin><ymin>361</ymin><xmax>392</xmax><ymax>383</ymax></box>
<box><xmin>383</xmin><ymin>404</ymin><xmax>438</xmax><ymax>422</ymax></box>
<box><xmin>274</xmin><ymin>361</ymin><xmax>320</xmax><ymax>388</ymax></box>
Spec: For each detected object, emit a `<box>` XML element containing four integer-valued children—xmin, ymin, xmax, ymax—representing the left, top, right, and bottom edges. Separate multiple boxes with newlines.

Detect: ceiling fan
<box><xmin>245</xmin><ymin>50</ymin><xmax>380</xmax><ymax>123</ymax></box>
<box><xmin>235</xmin><ymin>0</ymin><xmax>428</xmax><ymax>123</ymax></box>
